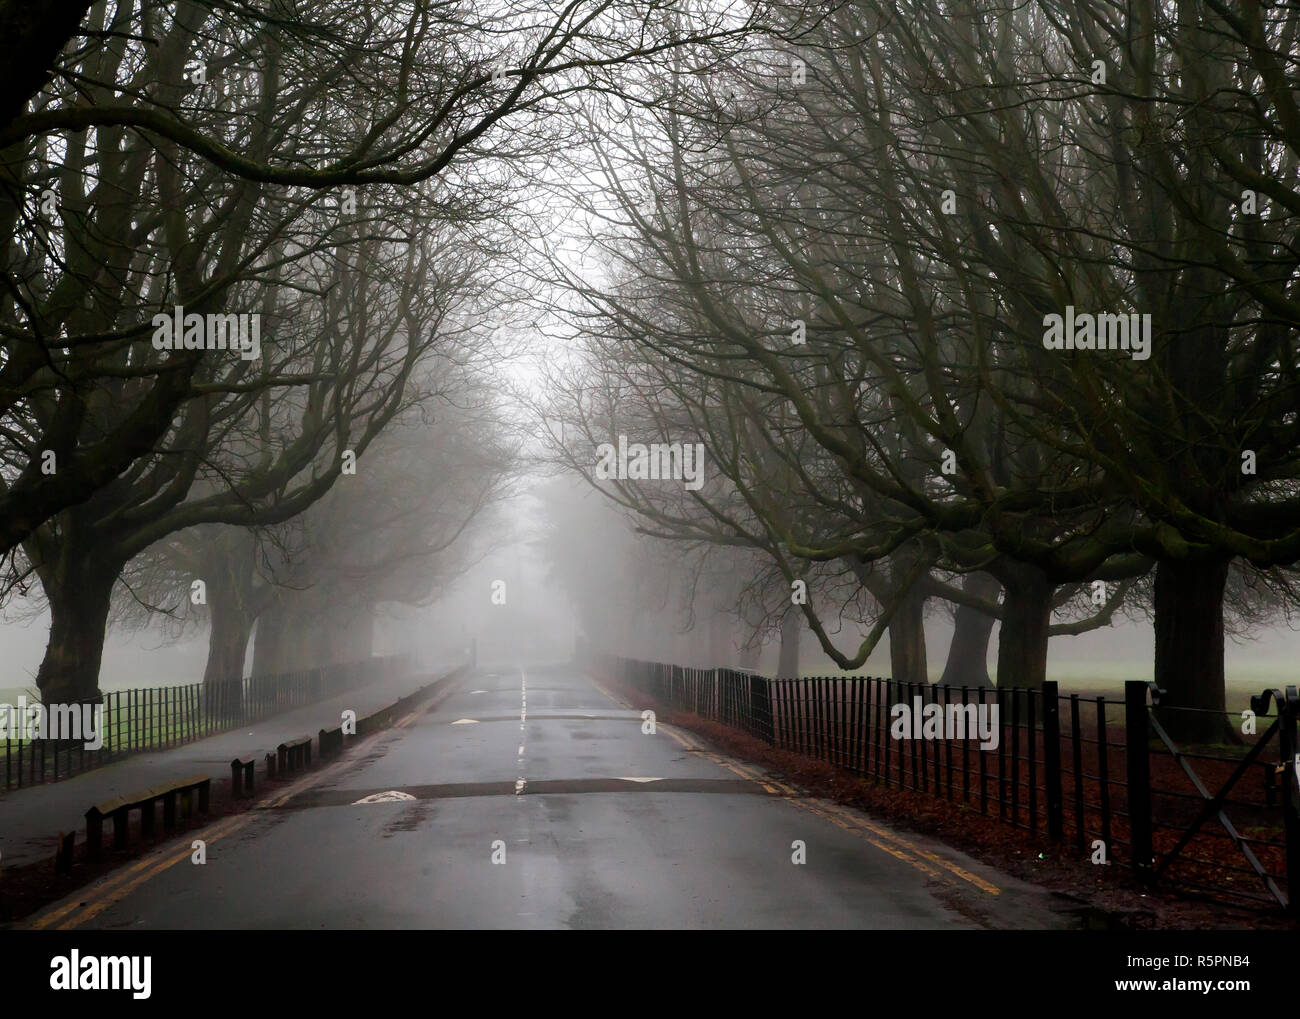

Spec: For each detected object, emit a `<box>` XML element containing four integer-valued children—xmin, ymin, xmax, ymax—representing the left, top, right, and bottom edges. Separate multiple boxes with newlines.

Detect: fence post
<box><xmin>1278</xmin><ymin>686</ymin><xmax>1299</xmax><ymax>915</ymax></box>
<box><xmin>1042</xmin><ymin>681</ymin><xmax>1063</xmax><ymax>842</ymax></box>
<box><xmin>747</xmin><ymin>674</ymin><xmax>762</xmax><ymax>743</ymax></box>
<box><xmin>1124</xmin><ymin>680</ymin><xmax>1154</xmax><ymax>880</ymax></box>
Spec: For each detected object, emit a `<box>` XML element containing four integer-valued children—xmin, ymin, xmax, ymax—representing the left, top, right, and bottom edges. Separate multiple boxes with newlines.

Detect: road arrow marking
<box><xmin>451</xmin><ymin>718</ymin><xmax>479</xmax><ymax>725</ymax></box>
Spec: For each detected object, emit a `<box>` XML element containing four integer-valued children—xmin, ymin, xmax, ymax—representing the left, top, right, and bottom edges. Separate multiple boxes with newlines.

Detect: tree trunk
<box><xmin>938</xmin><ymin>573</ymin><xmax>1000</xmax><ymax>688</ymax></box>
<box><xmin>204</xmin><ymin>597</ymin><xmax>253</xmax><ymax>686</ymax></box>
<box><xmin>888</xmin><ymin>585</ymin><xmax>928</xmax><ymax>685</ymax></box>
<box><xmin>1152</xmin><ymin>556</ymin><xmax>1235</xmax><ymax>743</ymax></box>
<box><xmin>252</xmin><ymin>594</ymin><xmax>291</xmax><ymax>676</ymax></box>
<box><xmin>777</xmin><ymin>610</ymin><xmax>801</xmax><ymax>678</ymax></box>
<box><xmin>291</xmin><ymin>601</ymin><xmax>327</xmax><ymax>669</ymax></box>
<box><xmin>0</xmin><ymin>1</ymin><xmax>98</xmax><ymax>132</ymax></box>
<box><xmin>708</xmin><ymin>610</ymin><xmax>732</xmax><ymax>667</ymax></box>
<box><xmin>204</xmin><ymin>599</ymin><xmax>251</xmax><ymax>723</ymax></box>
<box><xmin>201</xmin><ymin>532</ymin><xmax>257</xmax><ymax>686</ymax></box>
<box><xmin>351</xmin><ymin>601</ymin><xmax>375</xmax><ymax>660</ymax></box>
<box><xmin>35</xmin><ymin>555</ymin><xmax>118</xmax><ymax>704</ymax></box>
<box><xmin>995</xmin><ymin>563</ymin><xmax>1053</xmax><ymax>689</ymax></box>
<box><xmin>323</xmin><ymin>597</ymin><xmax>374</xmax><ymax>663</ymax></box>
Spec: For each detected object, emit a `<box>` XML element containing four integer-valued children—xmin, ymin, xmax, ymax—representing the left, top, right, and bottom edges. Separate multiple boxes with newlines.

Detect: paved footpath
<box><xmin>0</xmin><ymin>666</ymin><xmax>457</xmax><ymax>870</ymax></box>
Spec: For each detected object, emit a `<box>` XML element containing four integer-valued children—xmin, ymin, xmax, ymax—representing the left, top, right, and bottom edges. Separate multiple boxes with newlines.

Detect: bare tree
<box><xmin>0</xmin><ymin>1</ymin><xmax>766</xmax><ymax>557</ymax></box>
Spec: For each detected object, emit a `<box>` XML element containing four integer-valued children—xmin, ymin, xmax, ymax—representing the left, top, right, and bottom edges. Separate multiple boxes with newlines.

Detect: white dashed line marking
<box><xmin>516</xmin><ymin>670</ymin><xmax>528</xmax><ymax>796</ymax></box>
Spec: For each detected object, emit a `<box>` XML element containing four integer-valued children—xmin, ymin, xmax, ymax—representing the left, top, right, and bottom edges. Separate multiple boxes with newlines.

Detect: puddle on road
<box><xmin>381</xmin><ymin>800</ymin><xmax>435</xmax><ymax>837</ymax></box>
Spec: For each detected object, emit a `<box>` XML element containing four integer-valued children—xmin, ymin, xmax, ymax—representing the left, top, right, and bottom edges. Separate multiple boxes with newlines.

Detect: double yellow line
<box><xmin>30</xmin><ymin>812</ymin><xmax>247</xmax><ymax>930</ymax></box>
<box><xmin>799</xmin><ymin>799</ymin><xmax>1001</xmax><ymax>895</ymax></box>
<box><xmin>592</xmin><ymin>676</ymin><xmax>999</xmax><ymax>897</ymax></box>
<box><xmin>666</xmin><ymin>724</ymin><xmax>997</xmax><ymax>893</ymax></box>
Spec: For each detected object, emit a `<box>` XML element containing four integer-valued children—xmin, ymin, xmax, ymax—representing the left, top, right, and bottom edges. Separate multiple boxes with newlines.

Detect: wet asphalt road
<box><xmin>38</xmin><ymin>665</ymin><xmax>1077</xmax><ymax>930</ymax></box>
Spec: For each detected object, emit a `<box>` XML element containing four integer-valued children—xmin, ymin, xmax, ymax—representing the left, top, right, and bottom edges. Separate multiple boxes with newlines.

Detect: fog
<box><xmin>8</xmin><ymin>461</ymin><xmax>1300</xmax><ymax>710</ymax></box>
<box><xmin>3</xmin><ymin>0</ymin><xmax>1298</xmax><ymax>740</ymax></box>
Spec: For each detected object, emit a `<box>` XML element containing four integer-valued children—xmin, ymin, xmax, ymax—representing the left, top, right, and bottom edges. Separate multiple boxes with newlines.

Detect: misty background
<box><xmin>2</xmin><ymin>1</ymin><xmax>1299</xmax><ymax>748</ymax></box>
<box><xmin>5</xmin><ymin>474</ymin><xmax>1297</xmax><ymax>703</ymax></box>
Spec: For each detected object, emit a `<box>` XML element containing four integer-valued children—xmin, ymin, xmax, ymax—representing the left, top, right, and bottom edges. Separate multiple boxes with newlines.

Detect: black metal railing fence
<box><xmin>2</xmin><ymin>654</ymin><xmax>409</xmax><ymax>791</ymax></box>
<box><xmin>595</xmin><ymin>652</ymin><xmax>1298</xmax><ymax>914</ymax></box>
